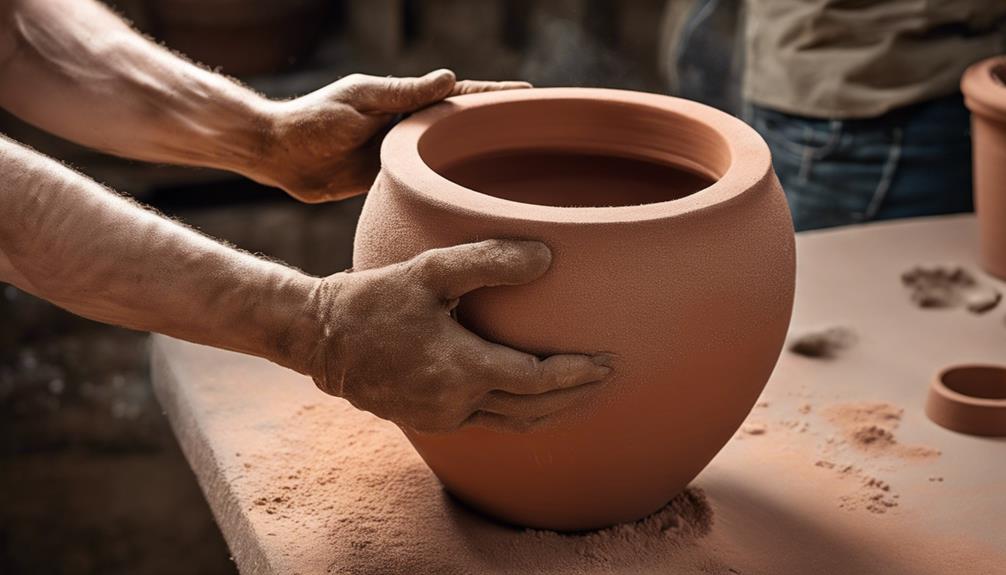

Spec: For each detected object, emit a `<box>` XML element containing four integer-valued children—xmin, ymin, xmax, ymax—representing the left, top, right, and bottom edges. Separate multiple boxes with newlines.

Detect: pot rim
<box><xmin>962</xmin><ymin>56</ymin><xmax>1006</xmax><ymax>122</ymax></box>
<box><xmin>379</xmin><ymin>88</ymin><xmax>774</xmax><ymax>225</ymax></box>
<box><xmin>925</xmin><ymin>364</ymin><xmax>1006</xmax><ymax>437</ymax></box>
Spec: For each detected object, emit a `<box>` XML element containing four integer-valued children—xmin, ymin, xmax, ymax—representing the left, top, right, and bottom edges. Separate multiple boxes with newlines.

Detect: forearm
<box><xmin>0</xmin><ymin>0</ymin><xmax>273</xmax><ymax>173</ymax></box>
<box><xmin>0</xmin><ymin>135</ymin><xmax>319</xmax><ymax>373</ymax></box>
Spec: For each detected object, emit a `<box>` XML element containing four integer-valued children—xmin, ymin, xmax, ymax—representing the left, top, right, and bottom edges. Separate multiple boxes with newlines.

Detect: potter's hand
<box><xmin>306</xmin><ymin>240</ymin><xmax>612</xmax><ymax>433</ymax></box>
<box><xmin>0</xmin><ymin>0</ymin><xmax>527</xmax><ymax>202</ymax></box>
<box><xmin>250</xmin><ymin>70</ymin><xmax>530</xmax><ymax>203</ymax></box>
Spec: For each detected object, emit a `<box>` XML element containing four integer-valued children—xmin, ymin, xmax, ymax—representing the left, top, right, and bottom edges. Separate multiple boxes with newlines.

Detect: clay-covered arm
<box><xmin>0</xmin><ymin>0</ymin><xmax>530</xmax><ymax>202</ymax></box>
<box><xmin>0</xmin><ymin>0</ymin><xmax>271</xmax><ymax>175</ymax></box>
<box><xmin>0</xmin><ymin>136</ymin><xmax>611</xmax><ymax>433</ymax></box>
<box><xmin>0</xmin><ymin>135</ymin><xmax>319</xmax><ymax>370</ymax></box>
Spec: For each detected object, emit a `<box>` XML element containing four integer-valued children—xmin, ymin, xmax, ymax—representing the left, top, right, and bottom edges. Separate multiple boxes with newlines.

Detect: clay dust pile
<box><xmin>237</xmin><ymin>402</ymin><xmax>725</xmax><ymax>575</ymax></box>
<box><xmin>813</xmin><ymin>460</ymin><xmax>900</xmax><ymax>514</ymax></box>
<box><xmin>807</xmin><ymin>402</ymin><xmax>940</xmax><ymax>515</ymax></box>
<box><xmin>739</xmin><ymin>398</ymin><xmax>941</xmax><ymax>516</ymax></box>
<box><xmin>823</xmin><ymin>402</ymin><xmax>941</xmax><ymax>459</ymax></box>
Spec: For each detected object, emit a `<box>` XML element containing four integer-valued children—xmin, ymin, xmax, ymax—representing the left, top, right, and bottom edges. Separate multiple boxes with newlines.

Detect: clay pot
<box><xmin>353</xmin><ymin>88</ymin><xmax>795</xmax><ymax>531</ymax></box>
<box><xmin>962</xmin><ymin>57</ymin><xmax>1006</xmax><ymax>280</ymax></box>
<box><xmin>926</xmin><ymin>365</ymin><xmax>1006</xmax><ymax>437</ymax></box>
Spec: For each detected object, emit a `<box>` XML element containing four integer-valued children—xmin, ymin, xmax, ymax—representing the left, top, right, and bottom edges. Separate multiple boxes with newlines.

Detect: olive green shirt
<box><xmin>745</xmin><ymin>0</ymin><xmax>1006</xmax><ymax>118</ymax></box>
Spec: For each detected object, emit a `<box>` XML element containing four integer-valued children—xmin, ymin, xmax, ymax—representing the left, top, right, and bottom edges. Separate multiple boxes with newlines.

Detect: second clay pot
<box><xmin>963</xmin><ymin>56</ymin><xmax>1006</xmax><ymax>280</ymax></box>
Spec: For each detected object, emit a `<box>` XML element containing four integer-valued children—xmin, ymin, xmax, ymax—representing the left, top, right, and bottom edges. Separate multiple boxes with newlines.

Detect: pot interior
<box><xmin>993</xmin><ymin>63</ymin><xmax>1006</xmax><ymax>88</ymax></box>
<box><xmin>418</xmin><ymin>98</ymin><xmax>727</xmax><ymax>208</ymax></box>
<box><xmin>941</xmin><ymin>366</ymin><xmax>1006</xmax><ymax>400</ymax></box>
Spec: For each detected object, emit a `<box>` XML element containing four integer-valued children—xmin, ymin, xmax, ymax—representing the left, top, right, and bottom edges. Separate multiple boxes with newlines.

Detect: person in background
<box><xmin>743</xmin><ymin>1</ymin><xmax>1006</xmax><ymax>231</ymax></box>
<box><xmin>0</xmin><ymin>0</ymin><xmax>612</xmax><ymax>434</ymax></box>
<box><xmin>668</xmin><ymin>0</ymin><xmax>1006</xmax><ymax>231</ymax></box>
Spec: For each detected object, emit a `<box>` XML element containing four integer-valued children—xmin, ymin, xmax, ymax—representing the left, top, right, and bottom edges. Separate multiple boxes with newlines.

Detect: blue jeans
<box><xmin>744</xmin><ymin>95</ymin><xmax>974</xmax><ymax>232</ymax></box>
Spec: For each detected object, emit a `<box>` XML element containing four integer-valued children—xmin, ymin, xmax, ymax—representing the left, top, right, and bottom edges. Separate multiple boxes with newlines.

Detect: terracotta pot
<box><xmin>962</xmin><ymin>56</ymin><xmax>1006</xmax><ymax>280</ymax></box>
<box><xmin>926</xmin><ymin>364</ymin><xmax>1006</xmax><ymax>437</ymax></box>
<box><xmin>353</xmin><ymin>88</ymin><xmax>796</xmax><ymax>531</ymax></box>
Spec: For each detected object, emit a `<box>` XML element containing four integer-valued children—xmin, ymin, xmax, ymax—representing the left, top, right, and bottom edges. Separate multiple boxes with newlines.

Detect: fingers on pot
<box><xmin>413</xmin><ymin>239</ymin><xmax>552</xmax><ymax>301</ymax></box>
<box><xmin>473</xmin><ymin>336</ymin><xmax>612</xmax><ymax>396</ymax></box>
<box><xmin>450</xmin><ymin>79</ymin><xmax>533</xmax><ymax>96</ymax></box>
<box><xmin>461</xmin><ymin>410</ymin><xmax>551</xmax><ymax>434</ymax></box>
<box><xmin>462</xmin><ymin>379</ymin><xmax>605</xmax><ymax>433</ymax></box>
<box><xmin>346</xmin><ymin>69</ymin><xmax>457</xmax><ymax>114</ymax></box>
<box><xmin>478</xmin><ymin>379</ymin><xmax>607</xmax><ymax>420</ymax></box>
<box><xmin>300</xmin><ymin>150</ymin><xmax>379</xmax><ymax>203</ymax></box>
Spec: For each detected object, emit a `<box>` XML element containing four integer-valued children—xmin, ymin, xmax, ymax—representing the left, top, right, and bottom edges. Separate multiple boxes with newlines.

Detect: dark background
<box><xmin>0</xmin><ymin>1</ymin><xmax>743</xmax><ymax>573</ymax></box>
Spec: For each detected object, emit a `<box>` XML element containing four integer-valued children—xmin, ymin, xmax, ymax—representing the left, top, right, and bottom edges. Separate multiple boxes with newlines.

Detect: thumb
<box><xmin>348</xmin><ymin>69</ymin><xmax>457</xmax><ymax>114</ymax></box>
<box><xmin>411</xmin><ymin>240</ymin><xmax>552</xmax><ymax>301</ymax></box>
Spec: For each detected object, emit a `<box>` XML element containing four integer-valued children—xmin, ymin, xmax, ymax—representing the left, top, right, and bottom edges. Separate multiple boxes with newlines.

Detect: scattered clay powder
<box><xmin>839</xmin><ymin>477</ymin><xmax>900</xmax><ymax>514</ymax></box>
<box><xmin>851</xmin><ymin>425</ymin><xmax>897</xmax><ymax>448</ymax></box>
<box><xmin>901</xmin><ymin>265</ymin><xmax>1002</xmax><ymax>314</ymax></box>
<box><xmin>814</xmin><ymin>460</ymin><xmax>900</xmax><ymax>514</ymax></box>
<box><xmin>235</xmin><ymin>402</ymin><xmax>727</xmax><ymax>574</ymax></box>
<box><xmin>788</xmin><ymin>326</ymin><xmax>857</xmax><ymax>359</ymax></box>
<box><xmin>778</xmin><ymin>419</ymin><xmax>810</xmax><ymax>433</ymax></box>
<box><xmin>825</xmin><ymin>402</ymin><xmax>902</xmax><ymax>429</ymax></box>
<box><xmin>823</xmin><ymin>402</ymin><xmax>940</xmax><ymax>459</ymax></box>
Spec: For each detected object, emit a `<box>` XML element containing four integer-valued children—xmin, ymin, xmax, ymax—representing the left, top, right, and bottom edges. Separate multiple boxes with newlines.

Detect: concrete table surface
<box><xmin>152</xmin><ymin>214</ymin><xmax>1006</xmax><ymax>575</ymax></box>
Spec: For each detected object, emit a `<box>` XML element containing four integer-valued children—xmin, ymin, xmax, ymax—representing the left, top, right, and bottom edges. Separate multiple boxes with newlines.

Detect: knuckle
<box><xmin>405</xmin><ymin>251</ymin><xmax>437</xmax><ymax>283</ymax></box>
<box><xmin>341</xmin><ymin>73</ymin><xmax>367</xmax><ymax>87</ymax></box>
<box><xmin>527</xmin><ymin>356</ymin><xmax>550</xmax><ymax>386</ymax></box>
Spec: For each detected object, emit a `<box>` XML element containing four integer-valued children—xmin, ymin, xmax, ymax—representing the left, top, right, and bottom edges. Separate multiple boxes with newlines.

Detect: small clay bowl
<box><xmin>926</xmin><ymin>365</ymin><xmax>1006</xmax><ymax>436</ymax></box>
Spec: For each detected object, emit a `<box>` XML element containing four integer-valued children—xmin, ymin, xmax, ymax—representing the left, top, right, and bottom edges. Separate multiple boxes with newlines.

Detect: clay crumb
<box><xmin>841</xmin><ymin>475</ymin><xmax>899</xmax><ymax>514</ymax></box>
<box><xmin>754</xmin><ymin>401</ymin><xmax>770</xmax><ymax>408</ymax></box>
<box><xmin>788</xmin><ymin>326</ymin><xmax>857</xmax><ymax>359</ymax></box>
<box><xmin>740</xmin><ymin>423</ymin><xmax>767</xmax><ymax>436</ymax></box>
<box><xmin>901</xmin><ymin>265</ymin><xmax>1001</xmax><ymax>313</ymax></box>
<box><xmin>964</xmin><ymin>287</ymin><xmax>1002</xmax><ymax>314</ymax></box>
<box><xmin>851</xmin><ymin>425</ymin><xmax>897</xmax><ymax>448</ymax></box>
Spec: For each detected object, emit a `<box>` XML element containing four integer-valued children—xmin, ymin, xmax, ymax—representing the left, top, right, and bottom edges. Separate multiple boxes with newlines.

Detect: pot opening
<box><xmin>993</xmin><ymin>63</ymin><xmax>1006</xmax><ymax>88</ymax></box>
<box><xmin>941</xmin><ymin>365</ymin><xmax>1006</xmax><ymax>400</ymax></box>
<box><xmin>417</xmin><ymin>98</ymin><xmax>728</xmax><ymax>208</ymax></box>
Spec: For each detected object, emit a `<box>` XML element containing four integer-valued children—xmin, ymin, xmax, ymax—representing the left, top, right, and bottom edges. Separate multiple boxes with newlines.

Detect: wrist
<box><xmin>260</xmin><ymin>269</ymin><xmax>328</xmax><ymax>376</ymax></box>
<box><xmin>213</xmin><ymin>93</ymin><xmax>280</xmax><ymax>178</ymax></box>
<box><xmin>227</xmin><ymin>97</ymin><xmax>288</xmax><ymax>189</ymax></box>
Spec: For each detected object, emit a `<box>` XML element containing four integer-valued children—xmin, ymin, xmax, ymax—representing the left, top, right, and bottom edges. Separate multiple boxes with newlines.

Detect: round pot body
<box><xmin>963</xmin><ymin>56</ymin><xmax>1006</xmax><ymax>280</ymax></box>
<box><xmin>353</xmin><ymin>88</ymin><xmax>796</xmax><ymax>531</ymax></box>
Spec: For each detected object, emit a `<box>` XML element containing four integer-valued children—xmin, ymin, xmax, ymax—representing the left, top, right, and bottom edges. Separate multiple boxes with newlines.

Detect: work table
<box><xmin>152</xmin><ymin>215</ymin><xmax>1006</xmax><ymax>574</ymax></box>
